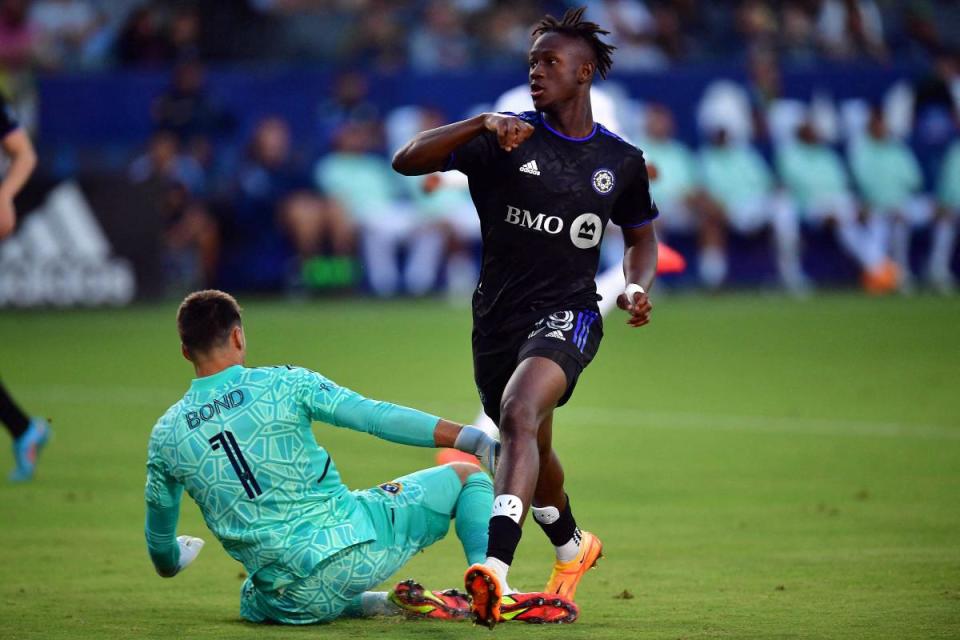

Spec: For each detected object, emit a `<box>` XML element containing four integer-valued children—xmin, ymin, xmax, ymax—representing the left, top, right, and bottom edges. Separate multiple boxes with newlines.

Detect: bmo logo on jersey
<box><xmin>505</xmin><ymin>205</ymin><xmax>564</xmax><ymax>235</ymax></box>
<box><xmin>505</xmin><ymin>206</ymin><xmax>603</xmax><ymax>249</ymax></box>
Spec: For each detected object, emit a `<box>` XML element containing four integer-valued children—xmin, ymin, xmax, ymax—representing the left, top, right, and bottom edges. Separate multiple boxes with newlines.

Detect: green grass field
<box><xmin>1</xmin><ymin>293</ymin><xmax>958</xmax><ymax>639</ymax></box>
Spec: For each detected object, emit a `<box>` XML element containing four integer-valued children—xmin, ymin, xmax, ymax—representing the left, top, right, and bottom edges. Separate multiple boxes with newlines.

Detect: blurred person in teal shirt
<box><xmin>699</xmin><ymin>126</ymin><xmax>809</xmax><ymax>293</ymax></box>
<box><xmin>850</xmin><ymin>108</ymin><xmax>934</xmax><ymax>292</ymax></box>
<box><xmin>315</xmin><ymin>122</ymin><xmax>446</xmax><ymax>297</ymax></box>
<box><xmin>640</xmin><ymin>105</ymin><xmax>724</xmax><ymax>288</ymax></box>
<box><xmin>398</xmin><ymin>108</ymin><xmax>480</xmax><ymax>302</ymax></box>
<box><xmin>777</xmin><ymin>120</ymin><xmax>896</xmax><ymax>293</ymax></box>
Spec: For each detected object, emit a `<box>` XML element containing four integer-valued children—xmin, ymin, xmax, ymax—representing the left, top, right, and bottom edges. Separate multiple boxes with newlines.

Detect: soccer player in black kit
<box><xmin>393</xmin><ymin>7</ymin><xmax>657</xmax><ymax>627</ymax></box>
<box><xmin>0</xmin><ymin>91</ymin><xmax>48</xmax><ymax>482</ymax></box>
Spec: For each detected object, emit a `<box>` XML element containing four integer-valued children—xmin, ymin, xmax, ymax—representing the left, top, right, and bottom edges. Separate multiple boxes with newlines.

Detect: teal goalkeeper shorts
<box><xmin>240</xmin><ymin>464</ymin><xmax>463</xmax><ymax>624</ymax></box>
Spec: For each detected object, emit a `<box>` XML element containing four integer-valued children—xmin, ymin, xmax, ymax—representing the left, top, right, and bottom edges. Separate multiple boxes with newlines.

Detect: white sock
<box><xmin>360</xmin><ymin>591</ymin><xmax>401</xmax><ymax>617</ymax></box>
<box><xmin>483</xmin><ymin>556</ymin><xmax>515</xmax><ymax>594</ymax></box>
<box><xmin>554</xmin><ymin>529</ymin><xmax>582</xmax><ymax>563</ymax></box>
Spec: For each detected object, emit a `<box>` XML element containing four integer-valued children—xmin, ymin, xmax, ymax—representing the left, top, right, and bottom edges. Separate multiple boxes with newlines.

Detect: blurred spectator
<box><xmin>584</xmin><ymin>0</ymin><xmax>668</xmax><ymax>70</ymax></box>
<box><xmin>849</xmin><ymin>107</ymin><xmax>928</xmax><ymax>292</ymax></box>
<box><xmin>151</xmin><ymin>59</ymin><xmax>235</xmax><ymax>174</ymax></box>
<box><xmin>316</xmin><ymin>71</ymin><xmax>380</xmax><ymax>151</ymax></box>
<box><xmin>815</xmin><ymin>0</ymin><xmax>888</xmax><ymax>62</ymax></box>
<box><xmin>746</xmin><ymin>48</ymin><xmax>783</xmax><ymax>142</ymax></box>
<box><xmin>776</xmin><ymin>119</ymin><xmax>896</xmax><ymax>293</ymax></box>
<box><xmin>129</xmin><ymin>131</ymin><xmax>218</xmax><ymax>291</ymax></box>
<box><xmin>932</xmin><ymin>140</ymin><xmax>960</xmax><ymax>293</ymax></box>
<box><xmin>780</xmin><ymin>1</ymin><xmax>818</xmax><ymax>64</ymax></box>
<box><xmin>27</xmin><ymin>0</ymin><xmax>98</xmax><ymax>70</ymax></box>
<box><xmin>698</xmin><ymin>126</ymin><xmax>808</xmax><ymax>293</ymax></box>
<box><xmin>315</xmin><ymin>121</ymin><xmax>444</xmax><ymax>296</ymax></box>
<box><xmin>474</xmin><ymin>5</ymin><xmax>537</xmax><ymax>68</ymax></box>
<box><xmin>221</xmin><ymin>116</ymin><xmax>338</xmax><ymax>291</ymax></box>
<box><xmin>0</xmin><ymin>0</ymin><xmax>37</xmax><ymax>71</ymax></box>
<box><xmin>168</xmin><ymin>5</ymin><xmax>202</xmax><ymax>62</ymax></box>
<box><xmin>398</xmin><ymin>107</ymin><xmax>480</xmax><ymax>301</ymax></box>
<box><xmin>129</xmin><ymin>130</ymin><xmax>206</xmax><ymax>195</ymax></box>
<box><xmin>912</xmin><ymin>49</ymin><xmax>960</xmax><ymax>147</ymax></box>
<box><xmin>115</xmin><ymin>4</ymin><xmax>172</xmax><ymax>66</ymax></box>
<box><xmin>736</xmin><ymin>0</ymin><xmax>779</xmax><ymax>57</ymax></box>
<box><xmin>409</xmin><ymin>1</ymin><xmax>474</xmax><ymax>71</ymax></box>
<box><xmin>341</xmin><ymin>1</ymin><xmax>410</xmax><ymax>72</ymax></box>
<box><xmin>638</xmin><ymin>104</ymin><xmax>719</xmax><ymax>277</ymax></box>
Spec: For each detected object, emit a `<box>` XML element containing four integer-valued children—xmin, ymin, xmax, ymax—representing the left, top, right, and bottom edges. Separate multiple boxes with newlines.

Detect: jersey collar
<box><xmin>189</xmin><ymin>364</ymin><xmax>245</xmax><ymax>393</ymax></box>
<box><xmin>540</xmin><ymin>112</ymin><xmax>598</xmax><ymax>142</ymax></box>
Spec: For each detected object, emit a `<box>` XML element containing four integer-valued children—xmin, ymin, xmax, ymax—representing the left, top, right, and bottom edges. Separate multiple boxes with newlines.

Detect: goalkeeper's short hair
<box><xmin>177</xmin><ymin>289</ymin><xmax>242</xmax><ymax>358</ymax></box>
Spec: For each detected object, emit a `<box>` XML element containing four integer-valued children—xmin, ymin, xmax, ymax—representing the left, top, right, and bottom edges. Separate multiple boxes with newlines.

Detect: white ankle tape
<box><xmin>491</xmin><ymin>494</ymin><xmax>523</xmax><ymax>524</ymax></box>
<box><xmin>531</xmin><ymin>505</ymin><xmax>560</xmax><ymax>525</ymax></box>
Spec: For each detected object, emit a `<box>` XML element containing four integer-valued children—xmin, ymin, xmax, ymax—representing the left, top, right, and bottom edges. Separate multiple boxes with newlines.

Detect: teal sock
<box><xmin>455</xmin><ymin>471</ymin><xmax>493</xmax><ymax>565</ymax></box>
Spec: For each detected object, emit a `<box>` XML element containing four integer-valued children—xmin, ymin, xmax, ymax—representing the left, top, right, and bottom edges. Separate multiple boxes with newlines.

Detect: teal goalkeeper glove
<box><xmin>454</xmin><ymin>425</ymin><xmax>500</xmax><ymax>475</ymax></box>
<box><xmin>176</xmin><ymin>535</ymin><xmax>205</xmax><ymax>574</ymax></box>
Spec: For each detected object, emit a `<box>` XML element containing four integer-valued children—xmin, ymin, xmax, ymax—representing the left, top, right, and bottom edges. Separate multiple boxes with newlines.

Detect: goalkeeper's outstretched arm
<box><xmin>299</xmin><ymin>369</ymin><xmax>499</xmax><ymax>473</ymax></box>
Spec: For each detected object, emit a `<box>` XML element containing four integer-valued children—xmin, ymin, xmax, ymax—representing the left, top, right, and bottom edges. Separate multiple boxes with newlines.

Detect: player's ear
<box><xmin>232</xmin><ymin>325</ymin><xmax>245</xmax><ymax>351</ymax></box>
<box><xmin>578</xmin><ymin>61</ymin><xmax>594</xmax><ymax>84</ymax></box>
<box><xmin>181</xmin><ymin>343</ymin><xmax>192</xmax><ymax>362</ymax></box>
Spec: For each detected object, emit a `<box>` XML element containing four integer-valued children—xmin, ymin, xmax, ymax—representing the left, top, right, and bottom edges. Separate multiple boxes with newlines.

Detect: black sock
<box><xmin>486</xmin><ymin>515</ymin><xmax>523</xmax><ymax>566</ymax></box>
<box><xmin>535</xmin><ymin>494</ymin><xmax>579</xmax><ymax>547</ymax></box>
<box><xmin>0</xmin><ymin>381</ymin><xmax>30</xmax><ymax>440</ymax></box>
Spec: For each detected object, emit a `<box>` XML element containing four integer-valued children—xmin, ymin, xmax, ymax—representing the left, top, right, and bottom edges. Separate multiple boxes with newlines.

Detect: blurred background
<box><xmin>2</xmin><ymin>4</ymin><xmax>959</xmax><ymax>637</ymax></box>
<box><xmin>0</xmin><ymin>0</ymin><xmax>959</xmax><ymax>305</ymax></box>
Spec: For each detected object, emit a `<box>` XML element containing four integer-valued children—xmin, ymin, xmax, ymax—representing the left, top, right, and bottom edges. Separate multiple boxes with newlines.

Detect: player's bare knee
<box><xmin>446</xmin><ymin>461</ymin><xmax>484</xmax><ymax>483</ymax></box>
<box><xmin>498</xmin><ymin>396</ymin><xmax>538</xmax><ymax>439</ymax></box>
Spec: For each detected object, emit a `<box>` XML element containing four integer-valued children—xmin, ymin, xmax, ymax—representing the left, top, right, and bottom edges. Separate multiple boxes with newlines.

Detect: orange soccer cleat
<box><xmin>464</xmin><ymin>564</ymin><xmax>504</xmax><ymax>628</ymax></box>
<box><xmin>544</xmin><ymin>530</ymin><xmax>603</xmax><ymax>601</ymax></box>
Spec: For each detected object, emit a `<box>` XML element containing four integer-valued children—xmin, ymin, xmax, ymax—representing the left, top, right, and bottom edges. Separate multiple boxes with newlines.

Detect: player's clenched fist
<box><xmin>484</xmin><ymin>113</ymin><xmax>534</xmax><ymax>152</ymax></box>
<box><xmin>617</xmin><ymin>283</ymin><xmax>653</xmax><ymax>328</ymax></box>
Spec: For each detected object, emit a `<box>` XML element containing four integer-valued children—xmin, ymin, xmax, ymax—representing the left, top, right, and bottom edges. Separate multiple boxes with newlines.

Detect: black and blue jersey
<box><xmin>445</xmin><ymin>111</ymin><xmax>657</xmax><ymax>334</ymax></box>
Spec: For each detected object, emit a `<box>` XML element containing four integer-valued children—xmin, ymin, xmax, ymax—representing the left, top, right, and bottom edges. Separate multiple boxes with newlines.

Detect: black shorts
<box><xmin>472</xmin><ymin>309</ymin><xmax>603</xmax><ymax>425</ymax></box>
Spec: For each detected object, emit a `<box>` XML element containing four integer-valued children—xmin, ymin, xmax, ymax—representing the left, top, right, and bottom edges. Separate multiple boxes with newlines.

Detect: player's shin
<box><xmin>455</xmin><ymin>471</ymin><xmax>493</xmax><ymax>565</ymax></box>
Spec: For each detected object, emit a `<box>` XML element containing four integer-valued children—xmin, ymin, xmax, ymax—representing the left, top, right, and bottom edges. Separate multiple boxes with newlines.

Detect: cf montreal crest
<box><xmin>592</xmin><ymin>168</ymin><xmax>615</xmax><ymax>194</ymax></box>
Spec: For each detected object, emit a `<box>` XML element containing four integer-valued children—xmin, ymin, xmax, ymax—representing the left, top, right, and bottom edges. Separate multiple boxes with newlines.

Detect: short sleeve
<box><xmin>0</xmin><ymin>94</ymin><xmax>19</xmax><ymax>138</ymax></box>
<box><xmin>445</xmin><ymin>130</ymin><xmax>501</xmax><ymax>177</ymax></box>
<box><xmin>611</xmin><ymin>151</ymin><xmax>659</xmax><ymax>228</ymax></box>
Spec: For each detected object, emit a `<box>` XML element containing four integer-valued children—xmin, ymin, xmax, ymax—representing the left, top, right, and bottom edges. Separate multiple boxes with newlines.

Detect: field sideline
<box><xmin>1</xmin><ymin>293</ymin><xmax>958</xmax><ymax>639</ymax></box>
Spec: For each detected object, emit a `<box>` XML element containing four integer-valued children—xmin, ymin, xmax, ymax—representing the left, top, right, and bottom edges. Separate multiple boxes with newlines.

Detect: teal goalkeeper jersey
<box><xmin>145</xmin><ymin>364</ymin><xmax>439</xmax><ymax>590</ymax></box>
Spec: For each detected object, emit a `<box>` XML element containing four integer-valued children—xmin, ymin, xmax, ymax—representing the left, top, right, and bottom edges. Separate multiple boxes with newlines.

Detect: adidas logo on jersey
<box><xmin>519</xmin><ymin>160</ymin><xmax>540</xmax><ymax>176</ymax></box>
<box><xmin>546</xmin><ymin>330</ymin><xmax>565</xmax><ymax>340</ymax></box>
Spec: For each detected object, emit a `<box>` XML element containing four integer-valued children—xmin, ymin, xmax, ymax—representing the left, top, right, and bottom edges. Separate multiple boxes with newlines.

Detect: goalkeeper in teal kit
<box><xmin>145</xmin><ymin>290</ymin><xmax>578</xmax><ymax>625</ymax></box>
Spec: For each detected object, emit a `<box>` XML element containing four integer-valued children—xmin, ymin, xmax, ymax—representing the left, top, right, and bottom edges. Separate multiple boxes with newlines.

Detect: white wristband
<box><xmin>624</xmin><ymin>283</ymin><xmax>646</xmax><ymax>299</ymax></box>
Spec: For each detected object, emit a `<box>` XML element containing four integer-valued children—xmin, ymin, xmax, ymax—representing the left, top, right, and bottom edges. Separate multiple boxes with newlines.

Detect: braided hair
<box><xmin>532</xmin><ymin>6</ymin><xmax>616</xmax><ymax>79</ymax></box>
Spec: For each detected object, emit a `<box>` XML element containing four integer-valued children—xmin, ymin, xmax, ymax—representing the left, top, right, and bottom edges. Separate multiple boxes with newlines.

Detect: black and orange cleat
<box><xmin>464</xmin><ymin>564</ymin><xmax>504</xmax><ymax>629</ymax></box>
